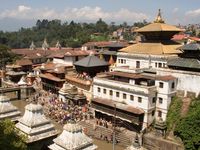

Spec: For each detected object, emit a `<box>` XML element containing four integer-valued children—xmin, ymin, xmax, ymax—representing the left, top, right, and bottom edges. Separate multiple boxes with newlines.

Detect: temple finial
<box><xmin>154</xmin><ymin>9</ymin><xmax>165</xmax><ymax>23</ymax></box>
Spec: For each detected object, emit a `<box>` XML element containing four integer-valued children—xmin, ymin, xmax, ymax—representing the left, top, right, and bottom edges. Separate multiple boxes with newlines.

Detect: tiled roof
<box><xmin>178</xmin><ymin>43</ymin><xmax>200</xmax><ymax>51</ymax></box>
<box><xmin>136</xmin><ymin>23</ymin><xmax>184</xmax><ymax>33</ymax></box>
<box><xmin>65</xmin><ymin>75</ymin><xmax>92</xmax><ymax>86</ymax></box>
<box><xmin>39</xmin><ymin>73</ymin><xmax>65</xmax><ymax>82</ymax></box>
<box><xmin>74</xmin><ymin>54</ymin><xmax>109</xmax><ymax>67</ymax></box>
<box><xmin>15</xmin><ymin>59</ymin><xmax>33</xmax><ymax>66</ymax></box>
<box><xmin>83</xmin><ymin>41</ymin><xmax>128</xmax><ymax>48</ymax></box>
<box><xmin>119</xmin><ymin>41</ymin><xmax>182</xmax><ymax>55</ymax></box>
<box><xmin>92</xmin><ymin>97</ymin><xmax>144</xmax><ymax>115</ymax></box>
<box><xmin>167</xmin><ymin>58</ymin><xmax>200</xmax><ymax>69</ymax></box>
<box><xmin>156</xmin><ymin>75</ymin><xmax>176</xmax><ymax>81</ymax></box>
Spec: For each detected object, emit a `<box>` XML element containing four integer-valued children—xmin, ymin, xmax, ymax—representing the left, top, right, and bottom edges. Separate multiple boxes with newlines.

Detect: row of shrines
<box><xmin>0</xmin><ymin>94</ymin><xmax>98</xmax><ymax>150</ymax></box>
<box><xmin>1</xmin><ymin>9</ymin><xmax>200</xmax><ymax>133</ymax></box>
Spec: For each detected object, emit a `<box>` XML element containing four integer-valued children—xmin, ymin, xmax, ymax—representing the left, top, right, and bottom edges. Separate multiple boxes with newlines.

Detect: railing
<box><xmin>92</xmin><ymin>103</ymin><xmax>140</xmax><ymax>124</ymax></box>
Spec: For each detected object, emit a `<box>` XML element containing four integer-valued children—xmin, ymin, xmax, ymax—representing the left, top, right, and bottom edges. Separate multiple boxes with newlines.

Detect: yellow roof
<box><xmin>119</xmin><ymin>42</ymin><xmax>182</xmax><ymax>55</ymax></box>
<box><xmin>136</xmin><ymin>23</ymin><xmax>184</xmax><ymax>32</ymax></box>
<box><xmin>136</xmin><ymin>9</ymin><xmax>184</xmax><ymax>33</ymax></box>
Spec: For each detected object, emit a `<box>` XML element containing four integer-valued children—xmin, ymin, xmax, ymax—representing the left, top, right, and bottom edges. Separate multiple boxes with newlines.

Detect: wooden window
<box><xmin>171</xmin><ymin>82</ymin><xmax>175</xmax><ymax>89</ymax></box>
<box><xmin>109</xmin><ymin>90</ymin><xmax>113</xmax><ymax>96</ymax></box>
<box><xmin>103</xmin><ymin>89</ymin><xmax>106</xmax><ymax>94</ymax></box>
<box><xmin>97</xmin><ymin>87</ymin><xmax>101</xmax><ymax>93</ymax></box>
<box><xmin>124</xmin><ymin>59</ymin><xmax>126</xmax><ymax>64</ymax></box>
<box><xmin>136</xmin><ymin>61</ymin><xmax>140</xmax><ymax>68</ymax></box>
<box><xmin>152</xmin><ymin>110</ymin><xmax>155</xmax><ymax>116</ymax></box>
<box><xmin>155</xmin><ymin>62</ymin><xmax>158</xmax><ymax>67</ymax></box>
<box><xmin>159</xmin><ymin>97</ymin><xmax>163</xmax><ymax>104</ymax></box>
<box><xmin>116</xmin><ymin>92</ymin><xmax>119</xmax><ymax>97</ymax></box>
<box><xmin>118</xmin><ymin>59</ymin><xmax>120</xmax><ymax>63</ymax></box>
<box><xmin>152</xmin><ymin>97</ymin><xmax>156</xmax><ymax>103</ymax></box>
<box><xmin>158</xmin><ymin>63</ymin><xmax>162</xmax><ymax>68</ymax></box>
<box><xmin>158</xmin><ymin>110</ymin><xmax>162</xmax><ymax>117</ymax></box>
<box><xmin>130</xmin><ymin>95</ymin><xmax>134</xmax><ymax>101</ymax></box>
<box><xmin>159</xmin><ymin>82</ymin><xmax>164</xmax><ymax>88</ymax></box>
<box><xmin>138</xmin><ymin>97</ymin><xmax>142</xmax><ymax>103</ymax></box>
<box><xmin>123</xmin><ymin>93</ymin><xmax>126</xmax><ymax>99</ymax></box>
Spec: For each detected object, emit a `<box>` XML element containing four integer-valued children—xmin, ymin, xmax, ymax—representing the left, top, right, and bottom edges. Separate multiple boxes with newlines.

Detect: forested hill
<box><xmin>0</xmin><ymin>19</ymin><xmax>148</xmax><ymax>49</ymax></box>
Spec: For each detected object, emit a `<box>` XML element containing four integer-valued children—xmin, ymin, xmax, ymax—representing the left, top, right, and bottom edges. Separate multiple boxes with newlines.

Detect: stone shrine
<box><xmin>15</xmin><ymin>102</ymin><xmax>58</xmax><ymax>143</ymax></box>
<box><xmin>49</xmin><ymin>121</ymin><xmax>97</xmax><ymax>150</ymax></box>
<box><xmin>0</xmin><ymin>94</ymin><xmax>21</xmax><ymax>121</ymax></box>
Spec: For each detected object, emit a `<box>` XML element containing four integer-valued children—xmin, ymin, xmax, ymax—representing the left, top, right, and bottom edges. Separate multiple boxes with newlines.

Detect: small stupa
<box><xmin>55</xmin><ymin>40</ymin><xmax>62</xmax><ymax>50</ymax></box>
<box><xmin>42</xmin><ymin>38</ymin><xmax>49</xmax><ymax>50</ymax></box>
<box><xmin>0</xmin><ymin>94</ymin><xmax>21</xmax><ymax>121</ymax></box>
<box><xmin>48</xmin><ymin>121</ymin><xmax>97</xmax><ymax>150</ymax></box>
<box><xmin>126</xmin><ymin>134</ymin><xmax>145</xmax><ymax>150</ymax></box>
<box><xmin>59</xmin><ymin>82</ymin><xmax>72</xmax><ymax>102</ymax></box>
<box><xmin>30</xmin><ymin>41</ymin><xmax>36</xmax><ymax>50</ymax></box>
<box><xmin>15</xmin><ymin>102</ymin><xmax>58</xmax><ymax>143</ymax></box>
<box><xmin>18</xmin><ymin>75</ymin><xmax>27</xmax><ymax>86</ymax></box>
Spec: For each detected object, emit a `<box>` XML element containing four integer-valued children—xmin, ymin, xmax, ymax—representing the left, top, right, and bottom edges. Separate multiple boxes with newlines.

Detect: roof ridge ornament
<box><xmin>154</xmin><ymin>9</ymin><xmax>165</xmax><ymax>23</ymax></box>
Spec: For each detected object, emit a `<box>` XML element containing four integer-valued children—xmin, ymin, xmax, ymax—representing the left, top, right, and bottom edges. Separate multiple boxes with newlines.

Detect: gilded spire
<box><xmin>154</xmin><ymin>9</ymin><xmax>165</xmax><ymax>23</ymax></box>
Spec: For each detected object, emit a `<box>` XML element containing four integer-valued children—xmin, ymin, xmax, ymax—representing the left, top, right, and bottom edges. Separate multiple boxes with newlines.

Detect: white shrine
<box><xmin>49</xmin><ymin>121</ymin><xmax>97</xmax><ymax>150</ymax></box>
<box><xmin>15</xmin><ymin>102</ymin><xmax>58</xmax><ymax>143</ymax></box>
<box><xmin>0</xmin><ymin>94</ymin><xmax>21</xmax><ymax>121</ymax></box>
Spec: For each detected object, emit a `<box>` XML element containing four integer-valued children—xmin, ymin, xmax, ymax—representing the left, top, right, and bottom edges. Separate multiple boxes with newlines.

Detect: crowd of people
<box><xmin>30</xmin><ymin>91</ymin><xmax>92</xmax><ymax>124</ymax></box>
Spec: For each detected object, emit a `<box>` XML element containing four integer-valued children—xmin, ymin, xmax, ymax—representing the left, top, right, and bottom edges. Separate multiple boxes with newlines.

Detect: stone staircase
<box><xmin>78</xmin><ymin>120</ymin><xmax>136</xmax><ymax>147</ymax></box>
<box><xmin>181</xmin><ymin>97</ymin><xmax>191</xmax><ymax>117</ymax></box>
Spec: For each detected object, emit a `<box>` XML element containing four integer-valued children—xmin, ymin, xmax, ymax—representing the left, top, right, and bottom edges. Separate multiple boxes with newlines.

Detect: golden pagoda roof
<box><xmin>136</xmin><ymin>9</ymin><xmax>184</xmax><ymax>33</ymax></box>
<box><xmin>119</xmin><ymin>42</ymin><xmax>182</xmax><ymax>55</ymax></box>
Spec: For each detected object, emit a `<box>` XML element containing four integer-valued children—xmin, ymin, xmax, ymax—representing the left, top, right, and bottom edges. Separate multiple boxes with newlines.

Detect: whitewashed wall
<box><xmin>157</xmin><ymin>69</ymin><xmax>200</xmax><ymax>97</ymax></box>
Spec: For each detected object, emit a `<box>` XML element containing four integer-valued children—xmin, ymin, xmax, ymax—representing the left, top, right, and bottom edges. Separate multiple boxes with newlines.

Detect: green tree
<box><xmin>0</xmin><ymin>119</ymin><xmax>27</xmax><ymax>150</ymax></box>
<box><xmin>0</xmin><ymin>44</ymin><xmax>18</xmax><ymax>68</ymax></box>
<box><xmin>174</xmin><ymin>98</ymin><xmax>200</xmax><ymax>150</ymax></box>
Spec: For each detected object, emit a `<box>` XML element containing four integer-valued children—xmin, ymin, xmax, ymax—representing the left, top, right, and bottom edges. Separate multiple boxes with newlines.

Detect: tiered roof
<box><xmin>120</xmin><ymin>9</ymin><xmax>183</xmax><ymax>55</ymax></box>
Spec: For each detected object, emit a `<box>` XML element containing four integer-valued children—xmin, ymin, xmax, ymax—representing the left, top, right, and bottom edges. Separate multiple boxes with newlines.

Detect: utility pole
<box><xmin>112</xmin><ymin>104</ymin><xmax>116</xmax><ymax>150</ymax></box>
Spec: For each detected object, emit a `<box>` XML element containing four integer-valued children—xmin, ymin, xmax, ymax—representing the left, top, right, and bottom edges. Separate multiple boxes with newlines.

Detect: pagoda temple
<box><xmin>74</xmin><ymin>53</ymin><xmax>109</xmax><ymax>78</ymax></box>
<box><xmin>0</xmin><ymin>94</ymin><xmax>21</xmax><ymax>121</ymax></box>
<box><xmin>48</xmin><ymin>121</ymin><xmax>97</xmax><ymax>150</ymax></box>
<box><xmin>15</xmin><ymin>102</ymin><xmax>58</xmax><ymax>143</ymax></box>
<box><xmin>117</xmin><ymin>9</ymin><xmax>184</xmax><ymax>69</ymax></box>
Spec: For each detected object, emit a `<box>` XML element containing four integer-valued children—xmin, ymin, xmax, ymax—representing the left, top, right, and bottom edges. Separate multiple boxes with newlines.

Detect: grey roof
<box><xmin>179</xmin><ymin>43</ymin><xmax>200</xmax><ymax>51</ymax></box>
<box><xmin>74</xmin><ymin>54</ymin><xmax>109</xmax><ymax>67</ymax></box>
<box><xmin>99</xmin><ymin>49</ymin><xmax>117</xmax><ymax>55</ymax></box>
<box><xmin>167</xmin><ymin>58</ymin><xmax>200</xmax><ymax>69</ymax></box>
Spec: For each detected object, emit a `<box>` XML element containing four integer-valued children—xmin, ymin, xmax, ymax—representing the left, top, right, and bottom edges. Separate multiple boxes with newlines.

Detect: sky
<box><xmin>1</xmin><ymin>0</ymin><xmax>200</xmax><ymax>31</ymax></box>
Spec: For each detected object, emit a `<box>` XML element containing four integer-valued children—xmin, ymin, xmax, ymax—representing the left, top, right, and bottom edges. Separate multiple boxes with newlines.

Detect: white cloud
<box><xmin>18</xmin><ymin>5</ymin><xmax>31</xmax><ymax>12</ymax></box>
<box><xmin>186</xmin><ymin>8</ymin><xmax>200</xmax><ymax>17</ymax></box>
<box><xmin>172</xmin><ymin>8</ymin><xmax>179</xmax><ymax>13</ymax></box>
<box><xmin>0</xmin><ymin>5</ymin><xmax>149</xmax><ymax>23</ymax></box>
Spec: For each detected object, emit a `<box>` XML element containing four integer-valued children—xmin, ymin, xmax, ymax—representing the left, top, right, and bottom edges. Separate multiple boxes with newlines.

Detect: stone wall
<box><xmin>143</xmin><ymin>134</ymin><xmax>184</xmax><ymax>150</ymax></box>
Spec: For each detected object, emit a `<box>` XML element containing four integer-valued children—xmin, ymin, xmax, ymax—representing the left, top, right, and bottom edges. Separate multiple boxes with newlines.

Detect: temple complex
<box><xmin>0</xmin><ymin>94</ymin><xmax>21</xmax><ymax>121</ymax></box>
<box><xmin>91</xmin><ymin>10</ymin><xmax>178</xmax><ymax>131</ymax></box>
<box><xmin>48</xmin><ymin>121</ymin><xmax>97</xmax><ymax>150</ymax></box>
<box><xmin>15</xmin><ymin>102</ymin><xmax>58</xmax><ymax>143</ymax></box>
